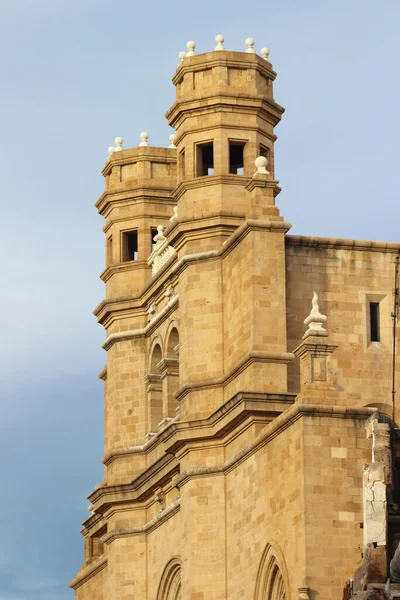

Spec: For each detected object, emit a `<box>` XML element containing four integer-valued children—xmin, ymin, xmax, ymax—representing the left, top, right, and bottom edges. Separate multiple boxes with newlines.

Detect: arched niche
<box><xmin>156</xmin><ymin>558</ymin><xmax>181</xmax><ymax>600</ymax></box>
<box><xmin>254</xmin><ymin>543</ymin><xmax>289</xmax><ymax>600</ymax></box>
<box><xmin>147</xmin><ymin>343</ymin><xmax>163</xmax><ymax>432</ymax></box>
<box><xmin>166</xmin><ymin>327</ymin><xmax>179</xmax><ymax>358</ymax></box>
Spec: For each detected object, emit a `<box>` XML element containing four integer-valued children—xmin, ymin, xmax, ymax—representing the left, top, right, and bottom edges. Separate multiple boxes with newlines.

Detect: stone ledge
<box><xmin>69</xmin><ymin>555</ymin><xmax>107</xmax><ymax>590</ymax></box>
<box><xmin>286</xmin><ymin>235</ymin><xmax>400</xmax><ymax>253</ymax></box>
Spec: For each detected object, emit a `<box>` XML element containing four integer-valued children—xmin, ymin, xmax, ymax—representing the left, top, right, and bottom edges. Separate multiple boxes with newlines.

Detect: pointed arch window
<box><xmin>254</xmin><ymin>544</ymin><xmax>287</xmax><ymax>600</ymax></box>
<box><xmin>157</xmin><ymin>558</ymin><xmax>181</xmax><ymax>600</ymax></box>
<box><xmin>147</xmin><ymin>343</ymin><xmax>163</xmax><ymax>433</ymax></box>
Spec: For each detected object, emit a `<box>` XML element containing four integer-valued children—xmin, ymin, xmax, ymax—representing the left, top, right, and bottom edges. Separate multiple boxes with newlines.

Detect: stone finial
<box><xmin>215</xmin><ymin>34</ymin><xmax>225</xmax><ymax>51</ymax></box>
<box><xmin>164</xmin><ymin>285</ymin><xmax>174</xmax><ymax>299</ymax></box>
<box><xmin>147</xmin><ymin>303</ymin><xmax>157</xmax><ymax>321</ymax></box>
<box><xmin>186</xmin><ymin>41</ymin><xmax>196</xmax><ymax>57</ymax></box>
<box><xmin>298</xmin><ymin>588</ymin><xmax>310</xmax><ymax>600</ymax></box>
<box><xmin>169</xmin><ymin>206</ymin><xmax>178</xmax><ymax>222</ymax></box>
<box><xmin>179</xmin><ymin>51</ymin><xmax>186</xmax><ymax>63</ymax></box>
<box><xmin>254</xmin><ymin>156</ymin><xmax>269</xmax><ymax>175</ymax></box>
<box><xmin>107</xmin><ymin>146</ymin><xmax>115</xmax><ymax>160</ymax></box>
<box><xmin>153</xmin><ymin>225</ymin><xmax>166</xmax><ymax>244</ymax></box>
<box><xmin>114</xmin><ymin>137</ymin><xmax>123</xmax><ymax>152</ymax></box>
<box><xmin>139</xmin><ymin>132</ymin><xmax>149</xmax><ymax>147</ymax></box>
<box><xmin>304</xmin><ymin>292</ymin><xmax>327</xmax><ymax>333</ymax></box>
<box><xmin>169</xmin><ymin>134</ymin><xmax>177</xmax><ymax>149</ymax></box>
<box><xmin>261</xmin><ymin>47</ymin><xmax>271</xmax><ymax>62</ymax></box>
<box><xmin>245</xmin><ymin>38</ymin><xmax>255</xmax><ymax>53</ymax></box>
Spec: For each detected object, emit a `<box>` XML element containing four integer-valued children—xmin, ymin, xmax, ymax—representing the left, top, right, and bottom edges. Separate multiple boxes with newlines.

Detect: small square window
<box><xmin>196</xmin><ymin>142</ymin><xmax>214</xmax><ymax>176</ymax></box>
<box><xmin>122</xmin><ymin>231</ymin><xmax>138</xmax><ymax>262</ymax></box>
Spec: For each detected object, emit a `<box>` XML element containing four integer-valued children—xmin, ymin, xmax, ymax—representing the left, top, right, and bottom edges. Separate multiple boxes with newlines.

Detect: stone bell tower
<box><xmin>166</xmin><ymin>36</ymin><xmax>284</xmax><ymax>253</ymax></box>
<box><xmin>71</xmin><ymin>35</ymin><xmax>308</xmax><ymax>600</ymax></box>
<box><xmin>165</xmin><ymin>37</ymin><xmax>293</xmax><ymax>422</ymax></box>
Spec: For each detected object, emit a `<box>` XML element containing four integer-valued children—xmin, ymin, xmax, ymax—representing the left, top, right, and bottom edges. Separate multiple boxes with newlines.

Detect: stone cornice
<box><xmin>286</xmin><ymin>235</ymin><xmax>400</xmax><ymax>253</ymax></box>
<box><xmin>175</xmin><ymin>403</ymin><xmax>377</xmax><ymax>487</ymax></box>
<box><xmin>80</xmin><ymin>512</ymin><xmax>106</xmax><ymax>535</ymax></box>
<box><xmin>103</xmin><ymin>499</ymin><xmax>180</xmax><ymax>544</ymax></box>
<box><xmin>171</xmin><ymin>52</ymin><xmax>277</xmax><ymax>86</ymax></box>
<box><xmin>95</xmin><ymin>186</ymin><xmax>175</xmax><ymax>216</ymax></box>
<box><xmin>102</xmin><ymin>212</ymin><xmax>174</xmax><ymax>234</ymax></box>
<box><xmin>102</xmin><ymin>146</ymin><xmax>176</xmax><ymax>177</ymax></box>
<box><xmin>167</xmin><ymin>95</ymin><xmax>284</xmax><ymax>130</ymax></box>
<box><xmin>172</xmin><ymin>174</ymin><xmax>250</xmax><ymax>202</ymax></box>
<box><xmin>99</xmin><ymin>260</ymin><xmax>151</xmax><ymax>284</ymax></box>
<box><xmin>97</xmin><ymin>366</ymin><xmax>107</xmax><ymax>381</ymax></box>
<box><xmin>245</xmin><ymin>177</ymin><xmax>281</xmax><ymax>197</ymax></box>
<box><xmin>174</xmin><ymin>349</ymin><xmax>295</xmax><ymax>402</ymax></box>
<box><xmin>87</xmin><ymin>399</ymin><xmax>375</xmax><ymax>520</ymax></box>
<box><xmin>101</xmin><ymin>294</ymin><xmax>179</xmax><ymax>351</ymax></box>
<box><xmin>97</xmin><ymin>391</ymin><xmax>295</xmax><ymax>493</ymax></box>
<box><xmin>173</xmin><ymin>122</ymin><xmax>277</xmax><ymax>147</ymax></box>
<box><xmin>69</xmin><ymin>555</ymin><xmax>107</xmax><ymax>590</ymax></box>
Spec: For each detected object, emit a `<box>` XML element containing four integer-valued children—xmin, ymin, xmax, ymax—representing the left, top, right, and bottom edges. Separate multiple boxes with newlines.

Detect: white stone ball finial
<box><xmin>139</xmin><ymin>132</ymin><xmax>149</xmax><ymax>147</ymax></box>
<box><xmin>114</xmin><ymin>137</ymin><xmax>123</xmax><ymax>152</ymax></box>
<box><xmin>169</xmin><ymin>134</ymin><xmax>177</xmax><ymax>149</ymax></box>
<box><xmin>107</xmin><ymin>146</ymin><xmax>115</xmax><ymax>160</ymax></box>
<box><xmin>178</xmin><ymin>51</ymin><xmax>186</xmax><ymax>64</ymax></box>
<box><xmin>254</xmin><ymin>156</ymin><xmax>269</xmax><ymax>175</ymax></box>
<box><xmin>261</xmin><ymin>47</ymin><xmax>271</xmax><ymax>62</ymax></box>
<box><xmin>186</xmin><ymin>41</ymin><xmax>196</xmax><ymax>57</ymax></box>
<box><xmin>245</xmin><ymin>38</ymin><xmax>255</xmax><ymax>53</ymax></box>
<box><xmin>154</xmin><ymin>225</ymin><xmax>166</xmax><ymax>244</ymax></box>
<box><xmin>215</xmin><ymin>34</ymin><xmax>225</xmax><ymax>51</ymax></box>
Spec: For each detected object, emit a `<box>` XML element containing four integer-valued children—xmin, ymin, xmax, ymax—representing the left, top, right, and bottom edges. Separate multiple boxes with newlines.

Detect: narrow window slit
<box><xmin>370</xmin><ymin>302</ymin><xmax>380</xmax><ymax>342</ymax></box>
<box><xmin>151</xmin><ymin>228</ymin><xmax>158</xmax><ymax>252</ymax></box>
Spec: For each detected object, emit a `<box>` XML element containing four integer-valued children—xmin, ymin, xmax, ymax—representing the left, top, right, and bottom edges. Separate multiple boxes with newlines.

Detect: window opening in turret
<box><xmin>151</xmin><ymin>228</ymin><xmax>158</xmax><ymax>252</ymax></box>
<box><xmin>122</xmin><ymin>230</ymin><xmax>138</xmax><ymax>262</ymax></box>
<box><xmin>106</xmin><ymin>235</ymin><xmax>113</xmax><ymax>266</ymax></box>
<box><xmin>179</xmin><ymin>149</ymin><xmax>185</xmax><ymax>180</ymax></box>
<box><xmin>196</xmin><ymin>142</ymin><xmax>214</xmax><ymax>176</ymax></box>
<box><xmin>370</xmin><ymin>301</ymin><xmax>380</xmax><ymax>342</ymax></box>
<box><xmin>260</xmin><ymin>144</ymin><xmax>270</xmax><ymax>162</ymax></box>
<box><xmin>229</xmin><ymin>142</ymin><xmax>245</xmax><ymax>175</ymax></box>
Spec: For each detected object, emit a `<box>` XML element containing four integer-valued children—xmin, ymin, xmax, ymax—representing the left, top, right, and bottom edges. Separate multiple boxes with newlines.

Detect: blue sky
<box><xmin>0</xmin><ymin>1</ymin><xmax>399</xmax><ymax>598</ymax></box>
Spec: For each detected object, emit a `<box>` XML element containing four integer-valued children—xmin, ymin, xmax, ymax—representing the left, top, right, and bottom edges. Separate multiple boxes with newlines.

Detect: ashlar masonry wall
<box><xmin>286</xmin><ymin>238</ymin><xmax>399</xmax><ymax>415</ymax></box>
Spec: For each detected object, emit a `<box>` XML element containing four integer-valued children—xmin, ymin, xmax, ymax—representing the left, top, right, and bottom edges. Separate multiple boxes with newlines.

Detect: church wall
<box><xmin>225</xmin><ymin>416</ymin><xmax>306</xmax><ymax>599</ymax></box>
<box><xmin>75</xmin><ymin>564</ymin><xmax>106</xmax><ymax>600</ymax></box>
<box><xmin>146</xmin><ymin>513</ymin><xmax>182</xmax><ymax>599</ymax></box>
<box><xmin>286</xmin><ymin>242</ymin><xmax>398</xmax><ymax>413</ymax></box>
<box><xmin>301</xmin><ymin>413</ymin><xmax>371</xmax><ymax>597</ymax></box>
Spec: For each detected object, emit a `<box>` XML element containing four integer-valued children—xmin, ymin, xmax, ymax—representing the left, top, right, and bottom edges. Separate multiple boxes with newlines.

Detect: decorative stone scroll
<box><xmin>148</xmin><ymin>226</ymin><xmax>176</xmax><ymax>276</ymax></box>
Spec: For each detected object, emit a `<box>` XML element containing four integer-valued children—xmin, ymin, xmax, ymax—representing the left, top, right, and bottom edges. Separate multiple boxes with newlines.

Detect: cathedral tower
<box><xmin>71</xmin><ymin>35</ymin><xmax>400</xmax><ymax>600</ymax></box>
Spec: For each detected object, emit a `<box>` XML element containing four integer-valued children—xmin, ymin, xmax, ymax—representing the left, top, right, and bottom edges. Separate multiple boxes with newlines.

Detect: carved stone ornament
<box><xmin>304</xmin><ymin>291</ymin><xmax>327</xmax><ymax>333</ymax></box>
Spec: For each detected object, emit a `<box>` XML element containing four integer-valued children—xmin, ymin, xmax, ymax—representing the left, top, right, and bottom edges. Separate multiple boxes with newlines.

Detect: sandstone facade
<box><xmin>70</xmin><ymin>39</ymin><xmax>400</xmax><ymax>599</ymax></box>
